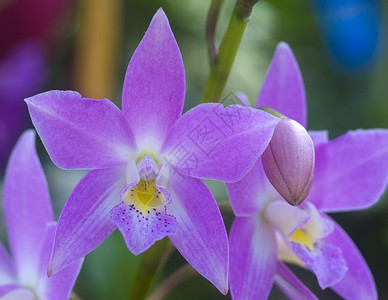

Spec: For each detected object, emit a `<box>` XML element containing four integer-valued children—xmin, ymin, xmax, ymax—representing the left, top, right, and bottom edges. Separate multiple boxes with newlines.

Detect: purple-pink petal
<box><xmin>36</xmin><ymin>223</ymin><xmax>82</xmax><ymax>300</ymax></box>
<box><xmin>257</xmin><ymin>42</ymin><xmax>307</xmax><ymax>127</ymax></box>
<box><xmin>0</xmin><ymin>284</ymin><xmax>18</xmax><ymax>297</ymax></box>
<box><xmin>167</xmin><ymin>173</ymin><xmax>229</xmax><ymax>294</ymax></box>
<box><xmin>233</xmin><ymin>91</ymin><xmax>251</xmax><ymax>107</ymax></box>
<box><xmin>291</xmin><ymin>239</ymin><xmax>347</xmax><ymax>289</ymax></box>
<box><xmin>0</xmin><ymin>243</ymin><xmax>15</xmax><ymax>285</ymax></box>
<box><xmin>122</xmin><ymin>8</ymin><xmax>185</xmax><ymax>151</ymax></box>
<box><xmin>226</xmin><ymin>158</ymin><xmax>275</xmax><ymax>216</ymax></box>
<box><xmin>25</xmin><ymin>90</ymin><xmax>135</xmax><ymax>169</ymax></box>
<box><xmin>229</xmin><ymin>215</ymin><xmax>277</xmax><ymax>300</ymax></box>
<box><xmin>309</xmin><ymin>129</ymin><xmax>388</xmax><ymax>212</ymax></box>
<box><xmin>49</xmin><ymin>166</ymin><xmax>125</xmax><ymax>275</ymax></box>
<box><xmin>4</xmin><ymin>130</ymin><xmax>53</xmax><ymax>284</ymax></box>
<box><xmin>111</xmin><ymin>201</ymin><xmax>177</xmax><ymax>256</ymax></box>
<box><xmin>0</xmin><ymin>285</ymin><xmax>35</xmax><ymax>299</ymax></box>
<box><xmin>161</xmin><ymin>103</ymin><xmax>279</xmax><ymax>182</ymax></box>
<box><xmin>326</xmin><ymin>220</ymin><xmax>377</xmax><ymax>300</ymax></box>
<box><xmin>308</xmin><ymin>130</ymin><xmax>328</xmax><ymax>147</ymax></box>
<box><xmin>275</xmin><ymin>261</ymin><xmax>318</xmax><ymax>300</ymax></box>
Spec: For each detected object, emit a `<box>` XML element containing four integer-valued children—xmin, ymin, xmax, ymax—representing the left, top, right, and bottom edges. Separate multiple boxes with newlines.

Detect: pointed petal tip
<box><xmin>276</xmin><ymin>41</ymin><xmax>291</xmax><ymax>52</ymax></box>
<box><xmin>220</xmin><ymin>282</ymin><xmax>229</xmax><ymax>295</ymax></box>
<box><xmin>18</xmin><ymin>129</ymin><xmax>36</xmax><ymax>145</ymax></box>
<box><xmin>8</xmin><ymin>129</ymin><xmax>36</xmax><ymax>155</ymax></box>
<box><xmin>213</xmin><ymin>269</ymin><xmax>229</xmax><ymax>295</ymax></box>
<box><xmin>25</xmin><ymin>90</ymin><xmax>81</xmax><ymax>103</ymax></box>
<box><xmin>155</xmin><ymin>7</ymin><xmax>166</xmax><ymax>17</ymax></box>
<box><xmin>151</xmin><ymin>7</ymin><xmax>169</xmax><ymax>28</ymax></box>
<box><xmin>47</xmin><ymin>262</ymin><xmax>56</xmax><ymax>278</ymax></box>
<box><xmin>273</xmin><ymin>41</ymin><xmax>298</xmax><ymax>65</ymax></box>
<box><xmin>257</xmin><ymin>41</ymin><xmax>306</xmax><ymax>126</ymax></box>
<box><xmin>24</xmin><ymin>96</ymin><xmax>32</xmax><ymax>104</ymax></box>
<box><xmin>47</xmin><ymin>251</ymin><xmax>68</xmax><ymax>277</ymax></box>
<box><xmin>47</xmin><ymin>250</ymin><xmax>69</xmax><ymax>277</ymax></box>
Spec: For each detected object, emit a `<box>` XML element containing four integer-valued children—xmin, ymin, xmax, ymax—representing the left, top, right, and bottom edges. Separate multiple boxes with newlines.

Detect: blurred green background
<box><xmin>1</xmin><ymin>0</ymin><xmax>388</xmax><ymax>299</ymax></box>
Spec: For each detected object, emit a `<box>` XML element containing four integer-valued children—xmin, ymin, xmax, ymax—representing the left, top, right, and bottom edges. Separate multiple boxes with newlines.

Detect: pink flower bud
<box><xmin>262</xmin><ymin>118</ymin><xmax>315</xmax><ymax>206</ymax></box>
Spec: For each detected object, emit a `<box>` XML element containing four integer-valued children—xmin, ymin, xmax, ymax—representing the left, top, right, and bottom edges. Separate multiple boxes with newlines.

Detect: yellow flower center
<box><xmin>289</xmin><ymin>228</ymin><xmax>314</xmax><ymax>250</ymax></box>
<box><xmin>123</xmin><ymin>180</ymin><xmax>165</xmax><ymax>213</ymax></box>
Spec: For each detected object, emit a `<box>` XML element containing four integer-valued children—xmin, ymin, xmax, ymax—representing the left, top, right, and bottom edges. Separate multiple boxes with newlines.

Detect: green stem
<box><xmin>145</xmin><ymin>264</ymin><xmax>198</xmax><ymax>300</ymax></box>
<box><xmin>128</xmin><ymin>238</ymin><xmax>174</xmax><ymax>300</ymax></box>
<box><xmin>201</xmin><ymin>0</ymin><xmax>259</xmax><ymax>103</ymax></box>
<box><xmin>206</xmin><ymin>0</ymin><xmax>225</xmax><ymax>64</ymax></box>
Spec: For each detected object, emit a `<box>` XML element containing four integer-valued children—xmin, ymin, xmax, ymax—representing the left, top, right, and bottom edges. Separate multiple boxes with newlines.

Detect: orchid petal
<box><xmin>257</xmin><ymin>42</ymin><xmax>307</xmax><ymax>127</ymax></box>
<box><xmin>226</xmin><ymin>158</ymin><xmax>273</xmax><ymax>216</ymax></box>
<box><xmin>25</xmin><ymin>90</ymin><xmax>135</xmax><ymax>169</ymax></box>
<box><xmin>308</xmin><ymin>130</ymin><xmax>328</xmax><ymax>147</ymax></box>
<box><xmin>229</xmin><ymin>216</ymin><xmax>277</xmax><ymax>300</ymax></box>
<box><xmin>36</xmin><ymin>223</ymin><xmax>82</xmax><ymax>300</ymax></box>
<box><xmin>49</xmin><ymin>166</ymin><xmax>125</xmax><ymax>275</ymax></box>
<box><xmin>327</xmin><ymin>220</ymin><xmax>377</xmax><ymax>300</ymax></box>
<box><xmin>4</xmin><ymin>130</ymin><xmax>53</xmax><ymax>284</ymax></box>
<box><xmin>275</xmin><ymin>261</ymin><xmax>318</xmax><ymax>300</ymax></box>
<box><xmin>162</xmin><ymin>103</ymin><xmax>279</xmax><ymax>182</ymax></box>
<box><xmin>232</xmin><ymin>91</ymin><xmax>251</xmax><ymax>107</ymax></box>
<box><xmin>122</xmin><ymin>8</ymin><xmax>185</xmax><ymax>152</ymax></box>
<box><xmin>0</xmin><ymin>243</ymin><xmax>14</xmax><ymax>285</ymax></box>
<box><xmin>167</xmin><ymin>173</ymin><xmax>228</xmax><ymax>294</ymax></box>
<box><xmin>0</xmin><ymin>284</ymin><xmax>18</xmax><ymax>297</ymax></box>
<box><xmin>309</xmin><ymin>129</ymin><xmax>388</xmax><ymax>212</ymax></box>
<box><xmin>0</xmin><ymin>286</ymin><xmax>35</xmax><ymax>300</ymax></box>
<box><xmin>291</xmin><ymin>240</ymin><xmax>347</xmax><ymax>289</ymax></box>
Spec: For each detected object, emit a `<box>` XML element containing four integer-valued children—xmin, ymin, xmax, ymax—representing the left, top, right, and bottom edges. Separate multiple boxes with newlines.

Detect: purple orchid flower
<box><xmin>227</xmin><ymin>42</ymin><xmax>388</xmax><ymax>299</ymax></box>
<box><xmin>25</xmin><ymin>9</ymin><xmax>280</xmax><ymax>293</ymax></box>
<box><xmin>1</xmin><ymin>130</ymin><xmax>82</xmax><ymax>300</ymax></box>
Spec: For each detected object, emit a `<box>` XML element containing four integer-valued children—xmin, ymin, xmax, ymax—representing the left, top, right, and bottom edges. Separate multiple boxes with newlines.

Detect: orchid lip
<box><xmin>121</xmin><ymin>155</ymin><xmax>169</xmax><ymax>213</ymax></box>
<box><xmin>112</xmin><ymin>154</ymin><xmax>177</xmax><ymax>256</ymax></box>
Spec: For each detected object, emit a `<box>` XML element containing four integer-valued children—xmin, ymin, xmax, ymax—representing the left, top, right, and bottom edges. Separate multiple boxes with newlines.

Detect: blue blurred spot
<box><xmin>313</xmin><ymin>0</ymin><xmax>383</xmax><ymax>71</ymax></box>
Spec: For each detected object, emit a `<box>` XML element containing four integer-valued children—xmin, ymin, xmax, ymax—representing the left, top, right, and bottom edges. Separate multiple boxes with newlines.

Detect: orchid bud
<box><xmin>262</xmin><ymin>118</ymin><xmax>315</xmax><ymax>206</ymax></box>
